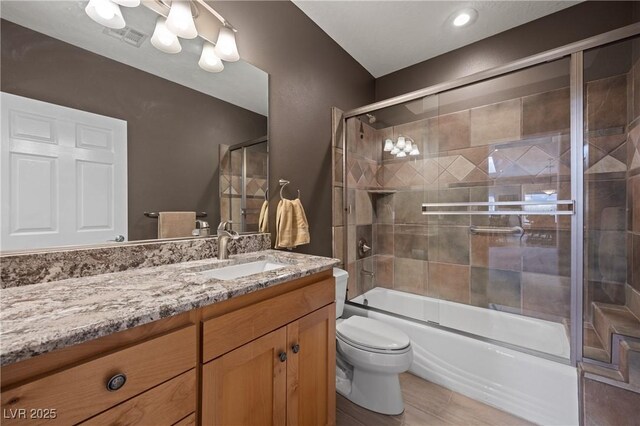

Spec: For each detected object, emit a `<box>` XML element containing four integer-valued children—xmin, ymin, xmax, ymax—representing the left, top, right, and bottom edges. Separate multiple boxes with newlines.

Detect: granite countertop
<box><xmin>0</xmin><ymin>250</ymin><xmax>340</xmax><ymax>366</ymax></box>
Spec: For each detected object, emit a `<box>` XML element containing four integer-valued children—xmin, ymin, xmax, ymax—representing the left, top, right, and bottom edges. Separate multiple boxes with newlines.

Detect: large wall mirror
<box><xmin>0</xmin><ymin>0</ymin><xmax>269</xmax><ymax>252</ymax></box>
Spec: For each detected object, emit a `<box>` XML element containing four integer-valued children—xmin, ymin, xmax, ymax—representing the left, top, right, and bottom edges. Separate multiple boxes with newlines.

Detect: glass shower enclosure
<box><xmin>335</xmin><ymin>27</ymin><xmax>640</xmax><ymax>366</ymax></box>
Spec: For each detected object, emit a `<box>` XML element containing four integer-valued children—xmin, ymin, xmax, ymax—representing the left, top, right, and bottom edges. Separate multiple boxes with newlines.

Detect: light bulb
<box><xmin>404</xmin><ymin>141</ymin><xmax>412</xmax><ymax>153</ymax></box>
<box><xmin>396</xmin><ymin>136</ymin><xmax>406</xmax><ymax>150</ymax></box>
<box><xmin>396</xmin><ymin>151</ymin><xmax>407</xmax><ymax>158</ymax></box>
<box><xmin>452</xmin><ymin>8</ymin><xmax>477</xmax><ymax>27</ymax></box>
<box><xmin>166</xmin><ymin>1</ymin><xmax>198</xmax><ymax>39</ymax></box>
<box><xmin>390</xmin><ymin>147</ymin><xmax>400</xmax><ymax>156</ymax></box>
<box><xmin>112</xmin><ymin>0</ymin><xmax>140</xmax><ymax>6</ymax></box>
<box><xmin>85</xmin><ymin>0</ymin><xmax>125</xmax><ymax>29</ymax></box>
<box><xmin>410</xmin><ymin>147</ymin><xmax>420</xmax><ymax>156</ymax></box>
<box><xmin>151</xmin><ymin>17</ymin><xmax>182</xmax><ymax>54</ymax></box>
<box><xmin>214</xmin><ymin>26</ymin><xmax>240</xmax><ymax>62</ymax></box>
<box><xmin>383</xmin><ymin>139</ymin><xmax>394</xmax><ymax>152</ymax></box>
<box><xmin>453</xmin><ymin>13</ymin><xmax>470</xmax><ymax>26</ymax></box>
<box><xmin>199</xmin><ymin>42</ymin><xmax>224</xmax><ymax>72</ymax></box>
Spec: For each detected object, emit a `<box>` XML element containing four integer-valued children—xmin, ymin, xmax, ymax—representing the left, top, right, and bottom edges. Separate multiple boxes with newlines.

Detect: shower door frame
<box><xmin>340</xmin><ymin>22</ymin><xmax>640</xmax><ymax>367</ymax></box>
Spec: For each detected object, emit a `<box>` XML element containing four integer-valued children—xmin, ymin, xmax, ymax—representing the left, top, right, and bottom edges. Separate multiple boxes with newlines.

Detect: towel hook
<box><xmin>279</xmin><ymin>179</ymin><xmax>300</xmax><ymax>200</ymax></box>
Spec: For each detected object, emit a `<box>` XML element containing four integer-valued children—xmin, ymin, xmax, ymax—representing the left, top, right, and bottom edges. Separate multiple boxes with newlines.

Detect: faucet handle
<box><xmin>217</xmin><ymin>220</ymin><xmax>232</xmax><ymax>233</ymax></box>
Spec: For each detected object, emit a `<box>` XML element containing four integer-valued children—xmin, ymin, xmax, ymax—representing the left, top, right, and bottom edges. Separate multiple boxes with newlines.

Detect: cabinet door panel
<box><xmin>287</xmin><ymin>304</ymin><xmax>336</xmax><ymax>426</ymax></box>
<box><xmin>202</xmin><ymin>328</ymin><xmax>287</xmax><ymax>426</ymax></box>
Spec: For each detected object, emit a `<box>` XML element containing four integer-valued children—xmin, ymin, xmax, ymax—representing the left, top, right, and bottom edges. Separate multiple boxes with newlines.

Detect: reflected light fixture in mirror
<box><xmin>214</xmin><ymin>26</ymin><xmax>240</xmax><ymax>62</ymax></box>
<box><xmin>151</xmin><ymin>17</ymin><xmax>182</xmax><ymax>54</ymax></box>
<box><xmin>166</xmin><ymin>0</ymin><xmax>198</xmax><ymax>39</ymax></box>
<box><xmin>199</xmin><ymin>42</ymin><xmax>224</xmax><ymax>72</ymax></box>
<box><xmin>85</xmin><ymin>0</ymin><xmax>125</xmax><ymax>29</ymax></box>
<box><xmin>383</xmin><ymin>136</ymin><xmax>420</xmax><ymax>157</ymax></box>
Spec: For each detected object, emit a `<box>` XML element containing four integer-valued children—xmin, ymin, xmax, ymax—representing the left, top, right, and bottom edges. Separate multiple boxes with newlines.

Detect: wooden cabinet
<box><xmin>0</xmin><ymin>270</ymin><xmax>335</xmax><ymax>426</ymax></box>
<box><xmin>201</xmin><ymin>304</ymin><xmax>336</xmax><ymax>426</ymax></box>
<box><xmin>286</xmin><ymin>304</ymin><xmax>336</xmax><ymax>426</ymax></box>
<box><xmin>1</xmin><ymin>326</ymin><xmax>196</xmax><ymax>426</ymax></box>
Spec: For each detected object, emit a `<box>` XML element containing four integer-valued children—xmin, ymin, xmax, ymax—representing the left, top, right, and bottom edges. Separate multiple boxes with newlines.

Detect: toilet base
<box><xmin>338</xmin><ymin>367</ymin><xmax>405</xmax><ymax>415</ymax></box>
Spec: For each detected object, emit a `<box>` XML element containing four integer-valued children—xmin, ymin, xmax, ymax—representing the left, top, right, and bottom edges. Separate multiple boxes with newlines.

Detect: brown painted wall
<box><xmin>211</xmin><ymin>1</ymin><xmax>376</xmax><ymax>256</ymax></box>
<box><xmin>375</xmin><ymin>1</ymin><xmax>640</xmax><ymax>101</ymax></box>
<box><xmin>1</xmin><ymin>19</ymin><xmax>268</xmax><ymax>241</ymax></box>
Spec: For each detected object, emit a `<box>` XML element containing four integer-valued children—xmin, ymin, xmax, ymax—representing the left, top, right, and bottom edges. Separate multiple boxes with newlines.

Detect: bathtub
<box><xmin>348</xmin><ymin>287</ymin><xmax>578</xmax><ymax>426</ymax></box>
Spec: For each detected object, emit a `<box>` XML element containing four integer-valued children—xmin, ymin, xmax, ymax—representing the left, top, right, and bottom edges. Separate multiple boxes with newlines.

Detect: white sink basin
<box><xmin>198</xmin><ymin>260</ymin><xmax>288</xmax><ymax>281</ymax></box>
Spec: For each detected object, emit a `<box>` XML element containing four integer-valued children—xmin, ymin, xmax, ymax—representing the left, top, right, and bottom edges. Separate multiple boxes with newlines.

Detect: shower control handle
<box><xmin>292</xmin><ymin>344</ymin><xmax>300</xmax><ymax>354</ymax></box>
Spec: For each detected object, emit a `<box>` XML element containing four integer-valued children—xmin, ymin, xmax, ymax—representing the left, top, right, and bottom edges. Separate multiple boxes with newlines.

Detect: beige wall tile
<box><xmin>522</xmin><ymin>272</ymin><xmax>570</xmax><ymax>319</ymax></box>
<box><xmin>428</xmin><ymin>262</ymin><xmax>470</xmax><ymax>304</ymax></box>
<box><xmin>470</xmin><ymin>99</ymin><xmax>521</xmax><ymax>146</ymax></box>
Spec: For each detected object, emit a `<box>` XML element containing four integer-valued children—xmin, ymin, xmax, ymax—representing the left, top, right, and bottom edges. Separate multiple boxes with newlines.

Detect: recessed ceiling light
<box><xmin>452</xmin><ymin>8</ymin><xmax>478</xmax><ymax>27</ymax></box>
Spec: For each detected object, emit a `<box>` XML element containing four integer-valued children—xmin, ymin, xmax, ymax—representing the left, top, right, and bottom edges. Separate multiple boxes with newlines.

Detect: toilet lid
<box><xmin>336</xmin><ymin>316</ymin><xmax>410</xmax><ymax>351</ymax></box>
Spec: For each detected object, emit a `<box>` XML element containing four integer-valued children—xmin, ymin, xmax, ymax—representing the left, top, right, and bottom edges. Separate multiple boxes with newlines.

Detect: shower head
<box><xmin>366</xmin><ymin>113</ymin><xmax>376</xmax><ymax>124</ymax></box>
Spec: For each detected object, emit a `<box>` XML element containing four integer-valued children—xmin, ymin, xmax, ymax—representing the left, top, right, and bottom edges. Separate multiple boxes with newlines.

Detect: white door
<box><xmin>1</xmin><ymin>92</ymin><xmax>127</xmax><ymax>252</ymax></box>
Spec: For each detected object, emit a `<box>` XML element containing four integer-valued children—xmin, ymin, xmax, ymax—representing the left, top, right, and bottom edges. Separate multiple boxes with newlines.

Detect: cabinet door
<box><xmin>286</xmin><ymin>304</ymin><xmax>336</xmax><ymax>426</ymax></box>
<box><xmin>201</xmin><ymin>327</ymin><xmax>287</xmax><ymax>426</ymax></box>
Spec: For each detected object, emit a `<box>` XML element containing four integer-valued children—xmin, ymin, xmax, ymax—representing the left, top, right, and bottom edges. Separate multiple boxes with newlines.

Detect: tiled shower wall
<box><xmin>332</xmin><ymin>68</ymin><xmax>637</xmax><ymax>324</ymax></box>
<box><xmin>626</xmin><ymin>54</ymin><xmax>640</xmax><ymax>320</ymax></box>
<box><xmin>220</xmin><ymin>144</ymin><xmax>268</xmax><ymax>232</ymax></box>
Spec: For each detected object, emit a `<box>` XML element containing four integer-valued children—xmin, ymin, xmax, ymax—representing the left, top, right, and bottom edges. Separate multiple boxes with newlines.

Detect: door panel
<box><xmin>202</xmin><ymin>327</ymin><xmax>287</xmax><ymax>426</ymax></box>
<box><xmin>1</xmin><ymin>92</ymin><xmax>127</xmax><ymax>251</ymax></box>
<box><xmin>286</xmin><ymin>304</ymin><xmax>336</xmax><ymax>426</ymax></box>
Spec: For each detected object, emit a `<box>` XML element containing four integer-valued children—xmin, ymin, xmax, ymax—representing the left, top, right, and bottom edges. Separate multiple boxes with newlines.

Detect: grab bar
<box><xmin>421</xmin><ymin>200</ymin><xmax>574</xmax><ymax>216</ymax></box>
<box><xmin>469</xmin><ymin>225</ymin><xmax>524</xmax><ymax>236</ymax></box>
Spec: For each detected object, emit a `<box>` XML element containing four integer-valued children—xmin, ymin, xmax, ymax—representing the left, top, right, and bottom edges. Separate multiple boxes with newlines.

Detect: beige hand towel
<box><xmin>158</xmin><ymin>211</ymin><xmax>196</xmax><ymax>239</ymax></box>
<box><xmin>258</xmin><ymin>200</ymin><xmax>269</xmax><ymax>233</ymax></box>
<box><xmin>275</xmin><ymin>199</ymin><xmax>310</xmax><ymax>249</ymax></box>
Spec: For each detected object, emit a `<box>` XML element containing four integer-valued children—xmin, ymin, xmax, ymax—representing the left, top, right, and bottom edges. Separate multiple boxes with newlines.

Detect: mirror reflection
<box><xmin>0</xmin><ymin>0</ymin><xmax>269</xmax><ymax>252</ymax></box>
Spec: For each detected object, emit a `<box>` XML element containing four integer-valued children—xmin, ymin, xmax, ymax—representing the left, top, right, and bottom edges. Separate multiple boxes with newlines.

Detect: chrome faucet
<box><xmin>217</xmin><ymin>221</ymin><xmax>238</xmax><ymax>260</ymax></box>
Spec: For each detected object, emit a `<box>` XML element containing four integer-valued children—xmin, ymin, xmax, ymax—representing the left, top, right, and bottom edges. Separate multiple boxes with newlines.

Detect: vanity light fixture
<box><xmin>384</xmin><ymin>135</ymin><xmax>420</xmax><ymax>158</ymax></box>
<box><xmin>166</xmin><ymin>0</ymin><xmax>198</xmax><ymax>39</ymax></box>
<box><xmin>151</xmin><ymin>16</ymin><xmax>182</xmax><ymax>54</ymax></box>
<box><xmin>214</xmin><ymin>26</ymin><xmax>240</xmax><ymax>62</ymax></box>
<box><xmin>84</xmin><ymin>0</ymin><xmax>240</xmax><ymax>73</ymax></box>
<box><xmin>451</xmin><ymin>8</ymin><xmax>478</xmax><ymax>27</ymax></box>
<box><xmin>85</xmin><ymin>0</ymin><xmax>126</xmax><ymax>29</ymax></box>
<box><xmin>199</xmin><ymin>42</ymin><xmax>224</xmax><ymax>72</ymax></box>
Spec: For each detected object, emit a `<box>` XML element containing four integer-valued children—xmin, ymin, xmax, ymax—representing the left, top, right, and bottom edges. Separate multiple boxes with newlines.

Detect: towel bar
<box><xmin>144</xmin><ymin>212</ymin><xmax>207</xmax><ymax>219</ymax></box>
<box><xmin>421</xmin><ymin>200</ymin><xmax>574</xmax><ymax>216</ymax></box>
<box><xmin>469</xmin><ymin>225</ymin><xmax>524</xmax><ymax>235</ymax></box>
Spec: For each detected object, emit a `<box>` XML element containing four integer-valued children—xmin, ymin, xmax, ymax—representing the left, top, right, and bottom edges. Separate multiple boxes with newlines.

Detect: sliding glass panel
<box><xmin>428</xmin><ymin>58</ymin><xmax>572</xmax><ymax>360</ymax></box>
<box><xmin>582</xmin><ymin>35</ymin><xmax>640</xmax><ymax>362</ymax></box>
<box><xmin>344</xmin><ymin>93</ymin><xmax>440</xmax><ymax>324</ymax></box>
<box><xmin>345</xmin><ymin>57</ymin><xmax>574</xmax><ymax>361</ymax></box>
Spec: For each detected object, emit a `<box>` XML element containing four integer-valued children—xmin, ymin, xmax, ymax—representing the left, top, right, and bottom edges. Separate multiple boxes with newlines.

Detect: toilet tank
<box><xmin>333</xmin><ymin>268</ymin><xmax>348</xmax><ymax>318</ymax></box>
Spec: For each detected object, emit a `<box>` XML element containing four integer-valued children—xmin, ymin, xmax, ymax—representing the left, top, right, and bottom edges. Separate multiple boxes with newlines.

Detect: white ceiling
<box><xmin>0</xmin><ymin>1</ymin><xmax>268</xmax><ymax>116</ymax></box>
<box><xmin>293</xmin><ymin>0</ymin><xmax>579</xmax><ymax>78</ymax></box>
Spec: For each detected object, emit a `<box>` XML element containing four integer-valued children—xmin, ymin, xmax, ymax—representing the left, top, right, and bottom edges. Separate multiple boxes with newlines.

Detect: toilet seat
<box><xmin>337</xmin><ymin>316</ymin><xmax>410</xmax><ymax>354</ymax></box>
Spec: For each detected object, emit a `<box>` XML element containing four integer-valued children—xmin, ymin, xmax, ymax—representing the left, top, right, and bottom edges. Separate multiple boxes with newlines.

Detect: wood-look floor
<box><xmin>336</xmin><ymin>373</ymin><xmax>534</xmax><ymax>426</ymax></box>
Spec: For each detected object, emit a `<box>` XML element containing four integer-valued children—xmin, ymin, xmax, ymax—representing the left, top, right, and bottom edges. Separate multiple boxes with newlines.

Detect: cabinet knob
<box><xmin>292</xmin><ymin>344</ymin><xmax>300</xmax><ymax>354</ymax></box>
<box><xmin>106</xmin><ymin>373</ymin><xmax>127</xmax><ymax>391</ymax></box>
<box><xmin>279</xmin><ymin>352</ymin><xmax>287</xmax><ymax>362</ymax></box>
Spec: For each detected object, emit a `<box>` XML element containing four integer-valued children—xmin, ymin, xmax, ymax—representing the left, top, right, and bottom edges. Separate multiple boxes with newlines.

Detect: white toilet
<box><xmin>333</xmin><ymin>268</ymin><xmax>413</xmax><ymax>415</ymax></box>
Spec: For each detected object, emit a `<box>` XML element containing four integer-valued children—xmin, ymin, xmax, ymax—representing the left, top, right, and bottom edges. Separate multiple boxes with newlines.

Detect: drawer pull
<box><xmin>278</xmin><ymin>352</ymin><xmax>287</xmax><ymax>362</ymax></box>
<box><xmin>106</xmin><ymin>373</ymin><xmax>127</xmax><ymax>391</ymax></box>
<box><xmin>292</xmin><ymin>344</ymin><xmax>300</xmax><ymax>354</ymax></box>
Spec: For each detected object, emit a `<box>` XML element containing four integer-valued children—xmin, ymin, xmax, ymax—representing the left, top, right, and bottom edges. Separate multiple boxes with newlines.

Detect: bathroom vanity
<box><xmin>0</xmin><ymin>250</ymin><xmax>338</xmax><ymax>425</ymax></box>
